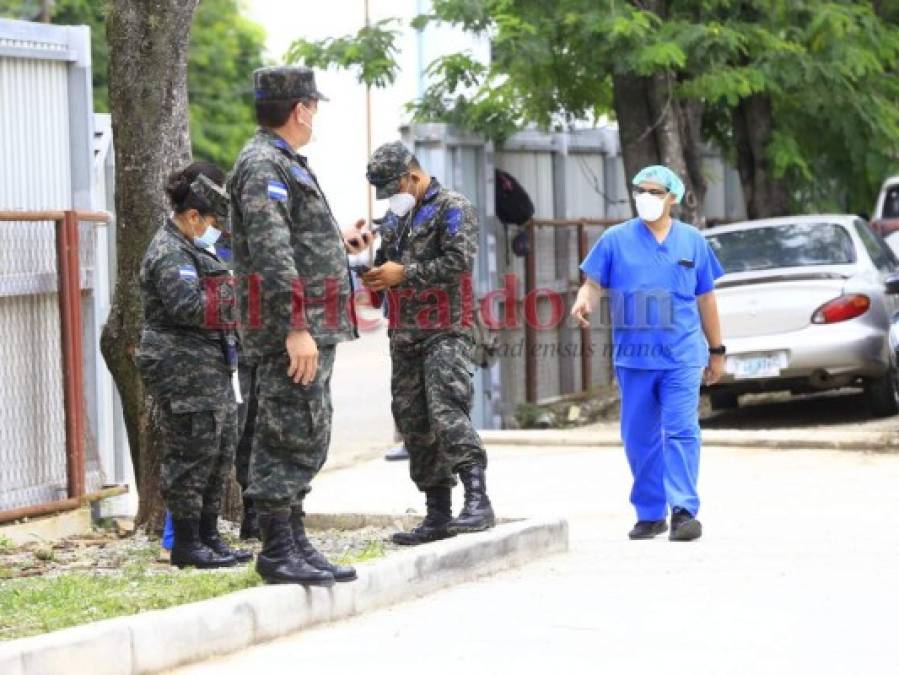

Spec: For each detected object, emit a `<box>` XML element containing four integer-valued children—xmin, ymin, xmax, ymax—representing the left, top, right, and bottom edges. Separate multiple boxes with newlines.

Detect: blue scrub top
<box><xmin>580</xmin><ymin>218</ymin><xmax>724</xmax><ymax>370</ymax></box>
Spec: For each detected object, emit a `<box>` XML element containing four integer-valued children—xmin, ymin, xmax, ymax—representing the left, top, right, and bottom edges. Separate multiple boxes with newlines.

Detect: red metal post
<box><xmin>578</xmin><ymin>224</ymin><xmax>592</xmax><ymax>391</ymax></box>
<box><xmin>525</xmin><ymin>219</ymin><xmax>537</xmax><ymax>403</ymax></box>
<box><xmin>57</xmin><ymin>211</ymin><xmax>86</xmax><ymax>498</ymax></box>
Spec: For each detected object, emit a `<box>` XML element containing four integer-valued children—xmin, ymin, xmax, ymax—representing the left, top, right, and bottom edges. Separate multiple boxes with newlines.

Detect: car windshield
<box><xmin>706</xmin><ymin>223</ymin><xmax>856</xmax><ymax>274</ymax></box>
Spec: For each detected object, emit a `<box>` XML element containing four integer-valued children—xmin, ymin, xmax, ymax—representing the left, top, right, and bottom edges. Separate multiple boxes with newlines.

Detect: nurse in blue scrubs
<box><xmin>572</xmin><ymin>165</ymin><xmax>725</xmax><ymax>542</ymax></box>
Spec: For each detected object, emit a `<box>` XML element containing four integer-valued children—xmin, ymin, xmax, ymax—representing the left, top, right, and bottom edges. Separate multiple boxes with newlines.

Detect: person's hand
<box><xmin>570</xmin><ymin>295</ymin><xmax>592</xmax><ymax>328</ymax></box>
<box><xmin>704</xmin><ymin>353</ymin><xmax>725</xmax><ymax>385</ymax></box>
<box><xmin>362</xmin><ymin>262</ymin><xmax>406</xmax><ymax>292</ymax></box>
<box><xmin>286</xmin><ymin>329</ymin><xmax>318</xmax><ymax>385</ymax></box>
<box><xmin>343</xmin><ymin>218</ymin><xmax>374</xmax><ymax>255</ymax></box>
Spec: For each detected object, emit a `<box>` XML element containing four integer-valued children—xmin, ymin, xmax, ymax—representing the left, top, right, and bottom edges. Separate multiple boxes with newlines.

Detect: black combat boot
<box><xmin>392</xmin><ymin>487</ymin><xmax>456</xmax><ymax>546</ymax></box>
<box><xmin>170</xmin><ymin>516</ymin><xmax>237</xmax><ymax>569</ymax></box>
<box><xmin>256</xmin><ymin>510</ymin><xmax>335</xmax><ymax>586</ymax></box>
<box><xmin>628</xmin><ymin>519</ymin><xmax>668</xmax><ymax>540</ymax></box>
<box><xmin>447</xmin><ymin>464</ymin><xmax>495</xmax><ymax>533</ymax></box>
<box><xmin>199</xmin><ymin>512</ymin><xmax>253</xmax><ymax>564</ymax></box>
<box><xmin>239</xmin><ymin>498</ymin><xmax>260</xmax><ymax>541</ymax></box>
<box><xmin>290</xmin><ymin>507</ymin><xmax>357</xmax><ymax>582</ymax></box>
<box><xmin>669</xmin><ymin>507</ymin><xmax>702</xmax><ymax>542</ymax></box>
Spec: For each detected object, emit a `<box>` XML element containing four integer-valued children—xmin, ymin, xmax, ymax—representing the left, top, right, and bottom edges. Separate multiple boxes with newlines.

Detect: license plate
<box><xmin>727</xmin><ymin>352</ymin><xmax>788</xmax><ymax>379</ymax></box>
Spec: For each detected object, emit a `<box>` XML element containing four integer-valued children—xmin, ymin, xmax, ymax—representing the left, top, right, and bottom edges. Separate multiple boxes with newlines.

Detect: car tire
<box><xmin>709</xmin><ymin>392</ymin><xmax>739</xmax><ymax>411</ymax></box>
<box><xmin>864</xmin><ymin>367</ymin><xmax>899</xmax><ymax>418</ymax></box>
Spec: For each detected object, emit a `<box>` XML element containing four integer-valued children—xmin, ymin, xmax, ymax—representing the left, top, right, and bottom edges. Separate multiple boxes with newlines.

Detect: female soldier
<box><xmin>137</xmin><ymin>162</ymin><xmax>251</xmax><ymax>568</ymax></box>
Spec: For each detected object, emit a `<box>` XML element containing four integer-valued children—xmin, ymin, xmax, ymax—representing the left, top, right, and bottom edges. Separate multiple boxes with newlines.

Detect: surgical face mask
<box><xmin>634</xmin><ymin>192</ymin><xmax>666</xmax><ymax>223</ymax></box>
<box><xmin>193</xmin><ymin>221</ymin><xmax>222</xmax><ymax>249</ymax></box>
<box><xmin>296</xmin><ymin>104</ymin><xmax>317</xmax><ymax>145</ymax></box>
<box><xmin>388</xmin><ymin>192</ymin><xmax>416</xmax><ymax>218</ymax></box>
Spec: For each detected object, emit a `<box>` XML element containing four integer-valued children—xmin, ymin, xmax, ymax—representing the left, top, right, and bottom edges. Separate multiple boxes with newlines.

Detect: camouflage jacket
<box><xmin>137</xmin><ymin>219</ymin><xmax>235</xmax><ymax>408</ymax></box>
<box><xmin>374</xmin><ymin>178</ymin><xmax>478</xmax><ymax>347</ymax></box>
<box><xmin>230</xmin><ymin>128</ymin><xmax>357</xmax><ymax>357</ymax></box>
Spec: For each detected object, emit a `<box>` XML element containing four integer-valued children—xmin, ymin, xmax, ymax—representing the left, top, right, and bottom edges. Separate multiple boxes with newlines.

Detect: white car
<box><xmin>703</xmin><ymin>215</ymin><xmax>899</xmax><ymax>417</ymax></box>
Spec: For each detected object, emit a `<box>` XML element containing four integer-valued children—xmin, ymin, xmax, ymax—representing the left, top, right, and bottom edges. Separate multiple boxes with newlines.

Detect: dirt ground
<box><xmin>0</xmin><ymin>519</ymin><xmax>400</xmax><ymax>581</ymax></box>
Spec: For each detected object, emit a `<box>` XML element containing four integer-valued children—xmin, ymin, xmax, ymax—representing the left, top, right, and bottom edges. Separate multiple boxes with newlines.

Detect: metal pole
<box><xmin>525</xmin><ymin>219</ymin><xmax>537</xmax><ymax>403</ymax></box>
<box><xmin>56</xmin><ymin>215</ymin><xmax>78</xmax><ymax>498</ymax></box>
<box><xmin>364</xmin><ymin>0</ymin><xmax>374</xmax><ymax>265</ymax></box>
<box><xmin>58</xmin><ymin>211</ymin><xmax>86</xmax><ymax>498</ymax></box>
<box><xmin>578</xmin><ymin>224</ymin><xmax>592</xmax><ymax>391</ymax></box>
<box><xmin>0</xmin><ymin>485</ymin><xmax>128</xmax><ymax>525</ymax></box>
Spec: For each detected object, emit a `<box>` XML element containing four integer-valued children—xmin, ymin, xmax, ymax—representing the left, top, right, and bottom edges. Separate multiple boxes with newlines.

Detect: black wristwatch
<box><xmin>709</xmin><ymin>345</ymin><xmax>727</xmax><ymax>355</ymax></box>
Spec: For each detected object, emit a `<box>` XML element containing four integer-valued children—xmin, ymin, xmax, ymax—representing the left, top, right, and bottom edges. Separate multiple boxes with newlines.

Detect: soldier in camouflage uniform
<box><xmin>363</xmin><ymin>141</ymin><xmax>496</xmax><ymax>546</ymax></box>
<box><xmin>137</xmin><ymin>162</ymin><xmax>252</xmax><ymax>569</ymax></box>
<box><xmin>230</xmin><ymin>66</ymin><xmax>371</xmax><ymax>585</ymax></box>
<box><xmin>213</xmin><ymin>232</ymin><xmax>260</xmax><ymax>541</ymax></box>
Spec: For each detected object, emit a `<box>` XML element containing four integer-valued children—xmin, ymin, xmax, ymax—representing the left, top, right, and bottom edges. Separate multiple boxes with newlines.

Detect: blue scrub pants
<box><xmin>616</xmin><ymin>366</ymin><xmax>702</xmax><ymax>521</ymax></box>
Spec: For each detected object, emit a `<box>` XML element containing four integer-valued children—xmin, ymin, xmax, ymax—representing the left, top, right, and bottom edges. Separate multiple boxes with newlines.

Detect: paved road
<box><xmin>172</xmin><ymin>441</ymin><xmax>899</xmax><ymax>675</ymax></box>
<box><xmin>326</xmin><ymin>314</ymin><xmax>396</xmax><ymax>469</ymax></box>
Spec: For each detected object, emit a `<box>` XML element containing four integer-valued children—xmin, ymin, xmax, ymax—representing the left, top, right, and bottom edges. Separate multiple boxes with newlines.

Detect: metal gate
<box><xmin>0</xmin><ymin>18</ymin><xmax>109</xmax><ymax>512</ymax></box>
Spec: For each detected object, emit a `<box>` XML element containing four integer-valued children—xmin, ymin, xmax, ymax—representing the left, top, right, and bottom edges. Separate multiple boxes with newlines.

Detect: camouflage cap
<box><xmin>253</xmin><ymin>65</ymin><xmax>329</xmax><ymax>102</ymax></box>
<box><xmin>366</xmin><ymin>141</ymin><xmax>414</xmax><ymax>199</ymax></box>
<box><xmin>189</xmin><ymin>174</ymin><xmax>230</xmax><ymax>221</ymax></box>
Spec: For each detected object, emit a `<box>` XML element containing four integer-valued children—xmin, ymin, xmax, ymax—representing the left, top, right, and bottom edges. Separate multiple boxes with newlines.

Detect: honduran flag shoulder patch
<box><xmin>178</xmin><ymin>264</ymin><xmax>198</xmax><ymax>279</ymax></box>
<box><xmin>267</xmin><ymin>180</ymin><xmax>289</xmax><ymax>202</ymax></box>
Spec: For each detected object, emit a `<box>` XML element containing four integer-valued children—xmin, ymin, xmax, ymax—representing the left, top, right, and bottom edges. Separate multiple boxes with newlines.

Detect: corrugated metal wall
<box><xmin>0</xmin><ymin>19</ymin><xmax>102</xmax><ymax>510</ymax></box>
<box><xmin>411</xmin><ymin>128</ymin><xmax>502</xmax><ymax>428</ymax></box>
<box><xmin>495</xmin><ymin>136</ymin><xmax>617</xmax><ymax>410</ymax></box>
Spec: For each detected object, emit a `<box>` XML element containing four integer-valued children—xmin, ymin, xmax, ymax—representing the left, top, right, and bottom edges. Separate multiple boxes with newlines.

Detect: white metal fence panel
<box><xmin>0</xmin><ymin>18</ymin><xmax>103</xmax><ymax>510</ymax></box>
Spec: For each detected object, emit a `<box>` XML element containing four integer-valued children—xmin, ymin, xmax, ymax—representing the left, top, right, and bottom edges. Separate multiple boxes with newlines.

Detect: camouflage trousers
<box><xmin>158</xmin><ymin>398</ymin><xmax>238</xmax><ymax>520</ymax></box>
<box><xmin>246</xmin><ymin>345</ymin><xmax>336</xmax><ymax>511</ymax></box>
<box><xmin>391</xmin><ymin>333</ymin><xmax>487</xmax><ymax>492</ymax></box>
<box><xmin>235</xmin><ymin>360</ymin><xmax>258</xmax><ymax>492</ymax></box>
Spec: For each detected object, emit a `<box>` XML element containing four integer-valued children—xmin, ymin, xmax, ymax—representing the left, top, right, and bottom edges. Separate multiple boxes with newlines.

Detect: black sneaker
<box><xmin>669</xmin><ymin>507</ymin><xmax>702</xmax><ymax>541</ymax></box>
<box><xmin>628</xmin><ymin>519</ymin><xmax>668</xmax><ymax>540</ymax></box>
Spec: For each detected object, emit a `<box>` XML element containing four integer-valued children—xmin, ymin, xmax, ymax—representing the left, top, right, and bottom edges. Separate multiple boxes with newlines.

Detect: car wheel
<box><xmin>709</xmin><ymin>392</ymin><xmax>739</xmax><ymax>411</ymax></box>
<box><xmin>864</xmin><ymin>366</ymin><xmax>899</xmax><ymax>417</ymax></box>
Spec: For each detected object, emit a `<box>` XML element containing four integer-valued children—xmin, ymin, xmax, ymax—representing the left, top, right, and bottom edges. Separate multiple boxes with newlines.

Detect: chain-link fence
<box><xmin>0</xmin><ymin>212</ymin><xmax>106</xmax><ymax>513</ymax></box>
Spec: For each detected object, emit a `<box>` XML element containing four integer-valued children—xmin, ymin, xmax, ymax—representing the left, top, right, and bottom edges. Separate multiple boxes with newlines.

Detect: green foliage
<box><xmin>188</xmin><ymin>0</ymin><xmax>266</xmax><ymax>168</ymax></box>
<box><xmin>0</xmin><ymin>0</ymin><xmax>267</xmax><ymax>168</ymax></box>
<box><xmin>289</xmin><ymin>0</ymin><xmax>899</xmax><ymax>214</ymax></box>
<box><xmin>285</xmin><ymin>19</ymin><xmax>401</xmax><ymax>88</ymax></box>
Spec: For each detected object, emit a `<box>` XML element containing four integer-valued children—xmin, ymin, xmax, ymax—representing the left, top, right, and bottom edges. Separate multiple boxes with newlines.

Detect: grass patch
<box><xmin>0</xmin><ymin>565</ymin><xmax>262</xmax><ymax>641</ymax></box>
<box><xmin>336</xmin><ymin>538</ymin><xmax>385</xmax><ymax>565</ymax></box>
<box><xmin>0</xmin><ymin>537</ymin><xmax>388</xmax><ymax>641</ymax></box>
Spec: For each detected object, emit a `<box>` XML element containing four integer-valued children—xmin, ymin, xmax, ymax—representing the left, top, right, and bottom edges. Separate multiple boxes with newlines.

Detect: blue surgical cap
<box><xmin>632</xmin><ymin>165</ymin><xmax>685</xmax><ymax>204</ymax></box>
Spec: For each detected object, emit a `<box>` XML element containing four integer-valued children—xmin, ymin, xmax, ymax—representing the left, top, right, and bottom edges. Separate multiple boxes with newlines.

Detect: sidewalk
<box><xmin>174</xmin><ymin>437</ymin><xmax>899</xmax><ymax>675</ymax></box>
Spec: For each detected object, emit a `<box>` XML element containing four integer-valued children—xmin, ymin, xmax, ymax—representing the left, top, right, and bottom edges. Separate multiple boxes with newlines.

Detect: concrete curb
<box><xmin>0</xmin><ymin>517</ymin><xmax>568</xmax><ymax>675</ymax></box>
<box><xmin>481</xmin><ymin>428</ymin><xmax>899</xmax><ymax>452</ymax></box>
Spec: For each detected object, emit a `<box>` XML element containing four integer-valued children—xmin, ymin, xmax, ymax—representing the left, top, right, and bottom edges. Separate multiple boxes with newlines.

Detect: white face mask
<box><xmin>388</xmin><ymin>192</ymin><xmax>416</xmax><ymax>218</ymax></box>
<box><xmin>193</xmin><ymin>221</ymin><xmax>222</xmax><ymax>250</ymax></box>
<box><xmin>296</xmin><ymin>105</ymin><xmax>316</xmax><ymax>145</ymax></box>
<box><xmin>635</xmin><ymin>192</ymin><xmax>666</xmax><ymax>223</ymax></box>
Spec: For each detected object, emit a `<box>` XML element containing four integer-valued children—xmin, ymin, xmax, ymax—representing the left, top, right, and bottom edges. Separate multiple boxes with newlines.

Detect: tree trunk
<box><xmin>101</xmin><ymin>0</ymin><xmax>199</xmax><ymax>528</ymax></box>
<box><xmin>732</xmin><ymin>94</ymin><xmax>791</xmax><ymax>219</ymax></box>
<box><xmin>612</xmin><ymin>72</ymin><xmax>707</xmax><ymax>226</ymax></box>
